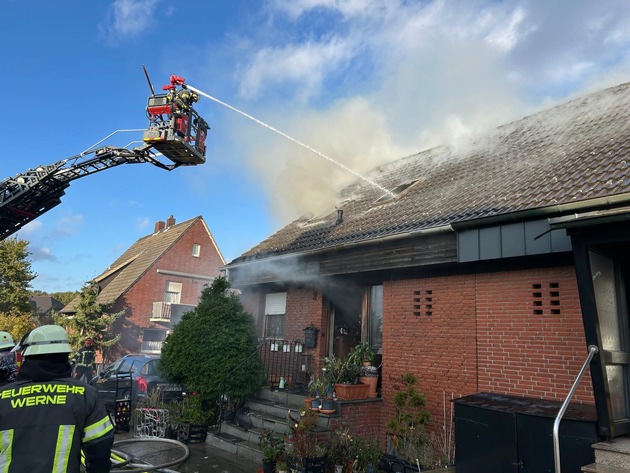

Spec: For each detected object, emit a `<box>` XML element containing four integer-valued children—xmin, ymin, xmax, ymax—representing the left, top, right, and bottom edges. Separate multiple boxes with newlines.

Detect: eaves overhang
<box><xmin>548</xmin><ymin>205</ymin><xmax>630</xmax><ymax>230</ymax></box>
<box><xmin>451</xmin><ymin>192</ymin><xmax>630</xmax><ymax>232</ymax></box>
<box><xmin>225</xmin><ymin>223</ymin><xmax>454</xmax><ymax>271</ymax></box>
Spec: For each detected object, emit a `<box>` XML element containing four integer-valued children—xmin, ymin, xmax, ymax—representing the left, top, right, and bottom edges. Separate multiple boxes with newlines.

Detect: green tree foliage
<box><xmin>160</xmin><ymin>277</ymin><xmax>264</xmax><ymax>412</ymax></box>
<box><xmin>0</xmin><ymin>238</ymin><xmax>37</xmax><ymax>339</ymax></box>
<box><xmin>53</xmin><ymin>281</ymin><xmax>124</xmax><ymax>352</ymax></box>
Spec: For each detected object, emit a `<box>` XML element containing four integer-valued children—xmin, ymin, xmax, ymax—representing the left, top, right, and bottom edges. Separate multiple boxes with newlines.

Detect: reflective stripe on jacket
<box><xmin>0</xmin><ymin>378</ymin><xmax>113</xmax><ymax>472</ymax></box>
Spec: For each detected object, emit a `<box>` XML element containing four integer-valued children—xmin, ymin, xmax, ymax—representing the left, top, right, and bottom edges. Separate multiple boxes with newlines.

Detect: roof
<box><xmin>30</xmin><ymin>295</ymin><xmax>64</xmax><ymax>315</ymax></box>
<box><xmin>62</xmin><ymin>216</ymin><xmax>202</xmax><ymax>312</ymax></box>
<box><xmin>231</xmin><ymin>81</ymin><xmax>630</xmax><ymax>264</ymax></box>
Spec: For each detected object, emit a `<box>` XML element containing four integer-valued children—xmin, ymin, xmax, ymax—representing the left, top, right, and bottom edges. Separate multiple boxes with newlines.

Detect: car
<box><xmin>90</xmin><ymin>354</ymin><xmax>183</xmax><ymax>411</ymax></box>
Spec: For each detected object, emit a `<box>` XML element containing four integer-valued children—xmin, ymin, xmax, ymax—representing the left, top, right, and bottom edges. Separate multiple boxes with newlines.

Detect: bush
<box><xmin>159</xmin><ymin>278</ymin><xmax>264</xmax><ymax>416</ymax></box>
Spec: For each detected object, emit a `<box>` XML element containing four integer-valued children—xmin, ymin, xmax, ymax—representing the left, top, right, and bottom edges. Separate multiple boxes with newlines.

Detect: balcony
<box><xmin>150</xmin><ymin>302</ymin><xmax>195</xmax><ymax>323</ymax></box>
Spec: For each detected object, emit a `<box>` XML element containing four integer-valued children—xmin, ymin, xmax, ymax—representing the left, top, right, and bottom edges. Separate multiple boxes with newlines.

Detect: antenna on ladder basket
<box><xmin>142</xmin><ymin>64</ymin><xmax>156</xmax><ymax>97</ymax></box>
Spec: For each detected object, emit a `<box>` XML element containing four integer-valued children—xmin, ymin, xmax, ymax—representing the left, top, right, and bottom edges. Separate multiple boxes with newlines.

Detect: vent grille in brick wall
<box><xmin>532</xmin><ymin>282</ymin><xmax>560</xmax><ymax>315</ymax></box>
<box><xmin>412</xmin><ymin>289</ymin><xmax>433</xmax><ymax>317</ymax></box>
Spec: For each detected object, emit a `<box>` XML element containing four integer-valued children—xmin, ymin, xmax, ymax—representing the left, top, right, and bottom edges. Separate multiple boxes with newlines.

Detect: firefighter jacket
<box><xmin>74</xmin><ymin>346</ymin><xmax>96</xmax><ymax>369</ymax></box>
<box><xmin>0</xmin><ymin>376</ymin><xmax>114</xmax><ymax>472</ymax></box>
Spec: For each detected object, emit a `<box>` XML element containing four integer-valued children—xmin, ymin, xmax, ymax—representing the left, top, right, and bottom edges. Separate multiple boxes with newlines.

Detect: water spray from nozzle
<box><xmin>185</xmin><ymin>84</ymin><xmax>394</xmax><ymax>197</ymax></box>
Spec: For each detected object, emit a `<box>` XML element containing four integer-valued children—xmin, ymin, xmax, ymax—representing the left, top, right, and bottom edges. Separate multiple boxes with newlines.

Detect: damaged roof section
<box><xmin>232</xmin><ymin>81</ymin><xmax>630</xmax><ymax>264</ymax></box>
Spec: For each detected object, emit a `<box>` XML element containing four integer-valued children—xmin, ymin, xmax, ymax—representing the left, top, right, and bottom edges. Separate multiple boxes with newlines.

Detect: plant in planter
<box><xmin>323</xmin><ymin>354</ymin><xmax>368</xmax><ymax>401</ymax></box>
<box><xmin>276</xmin><ymin>460</ymin><xmax>288</xmax><ymax>473</ymax></box>
<box><xmin>347</xmin><ymin>343</ymin><xmax>376</xmax><ymax>366</ymax></box>
<box><xmin>353</xmin><ymin>434</ymin><xmax>383</xmax><ymax>473</ymax></box>
<box><xmin>386</xmin><ymin>373</ymin><xmax>431</xmax><ymax>470</ymax></box>
<box><xmin>169</xmin><ymin>392</ymin><xmax>212</xmax><ymax>443</ymax></box>
<box><xmin>259</xmin><ymin>428</ymin><xmax>286</xmax><ymax>473</ymax></box>
<box><xmin>286</xmin><ymin>408</ymin><xmax>327</xmax><ymax>473</ymax></box>
<box><xmin>307</xmin><ymin>378</ymin><xmax>327</xmax><ymax>410</ymax></box>
<box><xmin>327</xmin><ymin>426</ymin><xmax>355</xmax><ymax>472</ymax></box>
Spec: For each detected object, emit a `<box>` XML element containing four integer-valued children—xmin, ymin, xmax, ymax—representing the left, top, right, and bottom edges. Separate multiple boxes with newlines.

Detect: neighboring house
<box><xmin>30</xmin><ymin>295</ymin><xmax>64</xmax><ymax>324</ymax></box>
<box><xmin>63</xmin><ymin>215</ymin><xmax>225</xmax><ymax>361</ymax></box>
<box><xmin>225</xmin><ymin>82</ymin><xmax>630</xmax><ymax>467</ymax></box>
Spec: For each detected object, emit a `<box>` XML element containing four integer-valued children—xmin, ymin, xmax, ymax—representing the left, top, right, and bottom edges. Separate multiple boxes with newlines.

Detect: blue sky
<box><xmin>3</xmin><ymin>0</ymin><xmax>630</xmax><ymax>293</ymax></box>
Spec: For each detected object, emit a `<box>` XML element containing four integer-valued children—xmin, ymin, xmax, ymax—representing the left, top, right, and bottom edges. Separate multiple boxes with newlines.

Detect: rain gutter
<box><xmin>450</xmin><ymin>193</ymin><xmax>630</xmax><ymax>231</ymax></box>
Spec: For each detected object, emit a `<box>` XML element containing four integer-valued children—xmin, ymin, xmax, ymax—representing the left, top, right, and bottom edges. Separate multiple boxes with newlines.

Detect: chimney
<box><xmin>166</xmin><ymin>215</ymin><xmax>176</xmax><ymax>228</ymax></box>
<box><xmin>154</xmin><ymin>220</ymin><xmax>165</xmax><ymax>233</ymax></box>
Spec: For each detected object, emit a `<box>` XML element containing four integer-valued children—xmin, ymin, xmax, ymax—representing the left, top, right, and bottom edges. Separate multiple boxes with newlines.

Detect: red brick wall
<box><xmin>379</xmin><ymin>266</ymin><xmax>593</xmax><ymax>441</ymax></box>
<box><xmin>476</xmin><ymin>266</ymin><xmax>593</xmax><ymax>403</ymax></box>
<box><xmin>381</xmin><ymin>274</ymin><xmax>478</xmax><ymax>440</ymax></box>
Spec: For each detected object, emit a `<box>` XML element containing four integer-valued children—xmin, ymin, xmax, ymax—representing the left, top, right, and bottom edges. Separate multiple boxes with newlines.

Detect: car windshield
<box><xmin>107</xmin><ymin>357</ymin><xmax>143</xmax><ymax>375</ymax></box>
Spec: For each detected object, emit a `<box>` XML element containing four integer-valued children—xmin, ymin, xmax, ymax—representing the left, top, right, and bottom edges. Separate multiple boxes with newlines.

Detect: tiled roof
<box><xmin>232</xmin><ymin>81</ymin><xmax>630</xmax><ymax>263</ymax></box>
<box><xmin>62</xmin><ymin>217</ymin><xmax>201</xmax><ymax>312</ymax></box>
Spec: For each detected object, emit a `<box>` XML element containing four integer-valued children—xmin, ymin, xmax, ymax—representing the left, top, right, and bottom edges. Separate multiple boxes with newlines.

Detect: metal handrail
<box><xmin>553</xmin><ymin>344</ymin><xmax>599</xmax><ymax>473</ymax></box>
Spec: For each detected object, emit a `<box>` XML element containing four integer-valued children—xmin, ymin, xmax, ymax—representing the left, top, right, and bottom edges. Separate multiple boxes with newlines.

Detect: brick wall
<box><xmin>380</xmin><ymin>266</ymin><xmax>592</xmax><ymax>441</ymax></box>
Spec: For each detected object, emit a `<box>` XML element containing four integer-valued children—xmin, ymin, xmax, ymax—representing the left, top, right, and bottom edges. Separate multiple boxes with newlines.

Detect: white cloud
<box><xmin>29</xmin><ymin>246</ymin><xmax>55</xmax><ymax>262</ymax></box>
<box><xmin>102</xmin><ymin>0</ymin><xmax>159</xmax><ymax>40</ymax></box>
<box><xmin>53</xmin><ymin>214</ymin><xmax>85</xmax><ymax>238</ymax></box>
<box><xmin>136</xmin><ymin>217</ymin><xmax>150</xmax><ymax>229</ymax></box>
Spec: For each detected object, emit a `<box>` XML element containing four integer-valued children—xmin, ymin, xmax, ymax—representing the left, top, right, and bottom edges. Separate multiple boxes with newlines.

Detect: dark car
<box><xmin>90</xmin><ymin>354</ymin><xmax>183</xmax><ymax>411</ymax></box>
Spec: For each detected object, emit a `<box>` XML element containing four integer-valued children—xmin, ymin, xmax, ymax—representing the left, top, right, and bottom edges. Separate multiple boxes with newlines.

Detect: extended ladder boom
<box><xmin>0</xmin><ymin>72</ymin><xmax>211</xmax><ymax>241</ymax></box>
<box><xmin>0</xmin><ymin>145</ymin><xmax>178</xmax><ymax>240</ymax></box>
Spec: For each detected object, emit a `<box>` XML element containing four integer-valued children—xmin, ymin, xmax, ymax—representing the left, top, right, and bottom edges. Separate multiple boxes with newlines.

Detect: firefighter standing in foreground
<box><xmin>0</xmin><ymin>325</ymin><xmax>114</xmax><ymax>472</ymax></box>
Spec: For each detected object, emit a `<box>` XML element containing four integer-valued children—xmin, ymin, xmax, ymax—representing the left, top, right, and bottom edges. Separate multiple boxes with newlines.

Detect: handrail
<box><xmin>553</xmin><ymin>344</ymin><xmax>599</xmax><ymax>473</ymax></box>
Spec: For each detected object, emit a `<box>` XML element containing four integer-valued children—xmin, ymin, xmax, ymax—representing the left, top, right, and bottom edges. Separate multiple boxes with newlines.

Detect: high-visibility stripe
<box><xmin>0</xmin><ymin>430</ymin><xmax>13</xmax><ymax>473</ymax></box>
<box><xmin>83</xmin><ymin>416</ymin><xmax>113</xmax><ymax>442</ymax></box>
<box><xmin>52</xmin><ymin>425</ymin><xmax>74</xmax><ymax>473</ymax></box>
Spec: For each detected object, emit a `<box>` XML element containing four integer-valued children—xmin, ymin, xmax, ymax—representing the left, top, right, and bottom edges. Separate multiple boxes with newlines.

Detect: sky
<box><xmin>2</xmin><ymin>0</ymin><xmax>630</xmax><ymax>293</ymax></box>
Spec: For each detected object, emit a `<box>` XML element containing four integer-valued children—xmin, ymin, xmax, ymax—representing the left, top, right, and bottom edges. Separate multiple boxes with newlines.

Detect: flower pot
<box><xmin>334</xmin><ymin>383</ymin><xmax>369</xmax><ymax>400</ymax></box>
<box><xmin>359</xmin><ymin>376</ymin><xmax>378</xmax><ymax>398</ymax></box>
<box><xmin>311</xmin><ymin>399</ymin><xmax>322</xmax><ymax>410</ymax></box>
<box><xmin>320</xmin><ymin>399</ymin><xmax>335</xmax><ymax>412</ymax></box>
<box><xmin>262</xmin><ymin>459</ymin><xmax>276</xmax><ymax>473</ymax></box>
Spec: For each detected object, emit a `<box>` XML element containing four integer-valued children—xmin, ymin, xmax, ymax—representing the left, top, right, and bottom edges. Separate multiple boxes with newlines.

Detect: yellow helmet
<box><xmin>21</xmin><ymin>325</ymin><xmax>72</xmax><ymax>356</ymax></box>
<box><xmin>0</xmin><ymin>332</ymin><xmax>14</xmax><ymax>350</ymax></box>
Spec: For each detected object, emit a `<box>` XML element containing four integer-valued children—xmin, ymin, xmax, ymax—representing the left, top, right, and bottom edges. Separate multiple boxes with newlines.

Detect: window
<box><xmin>265</xmin><ymin>292</ymin><xmax>286</xmax><ymax>339</ymax></box>
<box><xmin>192</xmin><ymin>244</ymin><xmax>201</xmax><ymax>257</ymax></box>
<box><xmin>141</xmin><ymin>329</ymin><xmax>168</xmax><ymax>353</ymax></box>
<box><xmin>164</xmin><ymin>281</ymin><xmax>182</xmax><ymax>304</ymax></box>
<box><xmin>359</xmin><ymin>286</ymin><xmax>383</xmax><ymax>352</ymax></box>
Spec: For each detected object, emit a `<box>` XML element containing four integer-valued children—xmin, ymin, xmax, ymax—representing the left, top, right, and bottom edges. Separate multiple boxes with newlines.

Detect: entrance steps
<box><xmin>583</xmin><ymin>437</ymin><xmax>630</xmax><ymax>472</ymax></box>
<box><xmin>205</xmin><ymin>387</ymin><xmax>335</xmax><ymax>464</ymax></box>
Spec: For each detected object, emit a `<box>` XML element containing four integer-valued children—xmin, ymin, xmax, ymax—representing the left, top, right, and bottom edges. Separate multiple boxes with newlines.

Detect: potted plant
<box><xmin>169</xmin><ymin>392</ymin><xmax>212</xmax><ymax>444</ymax></box>
<box><xmin>386</xmin><ymin>373</ymin><xmax>430</xmax><ymax>471</ymax></box>
<box><xmin>286</xmin><ymin>408</ymin><xmax>328</xmax><ymax>472</ymax></box>
<box><xmin>353</xmin><ymin>434</ymin><xmax>383</xmax><ymax>473</ymax></box>
<box><xmin>307</xmin><ymin>378</ymin><xmax>327</xmax><ymax>410</ymax></box>
<box><xmin>327</xmin><ymin>426</ymin><xmax>355</xmax><ymax>473</ymax></box>
<box><xmin>324</xmin><ymin>354</ymin><xmax>368</xmax><ymax>401</ymax></box>
<box><xmin>259</xmin><ymin>428</ymin><xmax>285</xmax><ymax>473</ymax></box>
<box><xmin>347</xmin><ymin>343</ymin><xmax>376</xmax><ymax>366</ymax></box>
<box><xmin>276</xmin><ymin>460</ymin><xmax>288</xmax><ymax>473</ymax></box>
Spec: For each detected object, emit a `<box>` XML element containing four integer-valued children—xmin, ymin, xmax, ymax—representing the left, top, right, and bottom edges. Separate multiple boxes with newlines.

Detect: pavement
<box><xmin>113</xmin><ymin>429</ymin><xmax>261</xmax><ymax>473</ymax></box>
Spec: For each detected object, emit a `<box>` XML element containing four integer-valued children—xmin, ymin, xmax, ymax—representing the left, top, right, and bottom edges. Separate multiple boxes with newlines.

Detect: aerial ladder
<box><xmin>0</xmin><ymin>73</ymin><xmax>209</xmax><ymax>241</ymax></box>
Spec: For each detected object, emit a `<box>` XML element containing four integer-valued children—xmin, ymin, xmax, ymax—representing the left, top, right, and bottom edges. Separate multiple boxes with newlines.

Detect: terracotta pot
<box><xmin>359</xmin><ymin>376</ymin><xmax>378</xmax><ymax>398</ymax></box>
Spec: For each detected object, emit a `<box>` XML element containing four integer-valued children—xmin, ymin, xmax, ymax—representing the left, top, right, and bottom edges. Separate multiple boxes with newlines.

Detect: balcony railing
<box><xmin>141</xmin><ymin>340</ymin><xmax>163</xmax><ymax>353</ymax></box>
<box><xmin>150</xmin><ymin>302</ymin><xmax>195</xmax><ymax>323</ymax></box>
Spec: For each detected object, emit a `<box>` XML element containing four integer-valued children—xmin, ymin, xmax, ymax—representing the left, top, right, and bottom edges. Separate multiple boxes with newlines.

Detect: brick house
<box><xmin>63</xmin><ymin>215</ymin><xmax>225</xmax><ymax>361</ymax></box>
<box><xmin>225</xmin><ymin>82</ymin><xmax>630</xmax><ymax>469</ymax></box>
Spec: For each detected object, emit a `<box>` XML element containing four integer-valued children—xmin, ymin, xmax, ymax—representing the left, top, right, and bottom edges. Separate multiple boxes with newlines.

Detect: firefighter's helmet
<box><xmin>0</xmin><ymin>332</ymin><xmax>14</xmax><ymax>350</ymax></box>
<box><xmin>21</xmin><ymin>325</ymin><xmax>72</xmax><ymax>356</ymax></box>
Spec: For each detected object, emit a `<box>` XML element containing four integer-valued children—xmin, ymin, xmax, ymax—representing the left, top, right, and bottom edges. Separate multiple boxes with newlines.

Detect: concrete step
<box><xmin>206</xmin><ymin>430</ymin><xmax>263</xmax><ymax>463</ymax></box>
<box><xmin>592</xmin><ymin>438</ymin><xmax>630</xmax><ymax>470</ymax></box>
<box><xmin>582</xmin><ymin>463</ymin><xmax>630</xmax><ymax>473</ymax></box>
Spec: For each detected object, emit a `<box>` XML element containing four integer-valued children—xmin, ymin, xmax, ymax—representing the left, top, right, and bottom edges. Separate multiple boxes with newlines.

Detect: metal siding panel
<box><xmin>525</xmin><ymin>220</ymin><xmax>551</xmax><ymax>255</ymax></box>
<box><xmin>479</xmin><ymin>227</ymin><xmax>501</xmax><ymax>260</ymax></box>
<box><xmin>551</xmin><ymin>228</ymin><xmax>572</xmax><ymax>252</ymax></box>
<box><xmin>458</xmin><ymin>230</ymin><xmax>479</xmax><ymax>262</ymax></box>
<box><xmin>501</xmin><ymin>223</ymin><xmax>526</xmax><ymax>257</ymax></box>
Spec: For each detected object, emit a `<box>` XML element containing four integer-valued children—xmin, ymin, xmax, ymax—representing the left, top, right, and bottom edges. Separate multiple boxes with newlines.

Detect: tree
<box><xmin>160</xmin><ymin>277</ymin><xmax>264</xmax><ymax>415</ymax></box>
<box><xmin>0</xmin><ymin>238</ymin><xmax>37</xmax><ymax>339</ymax></box>
<box><xmin>53</xmin><ymin>281</ymin><xmax>124</xmax><ymax>352</ymax></box>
